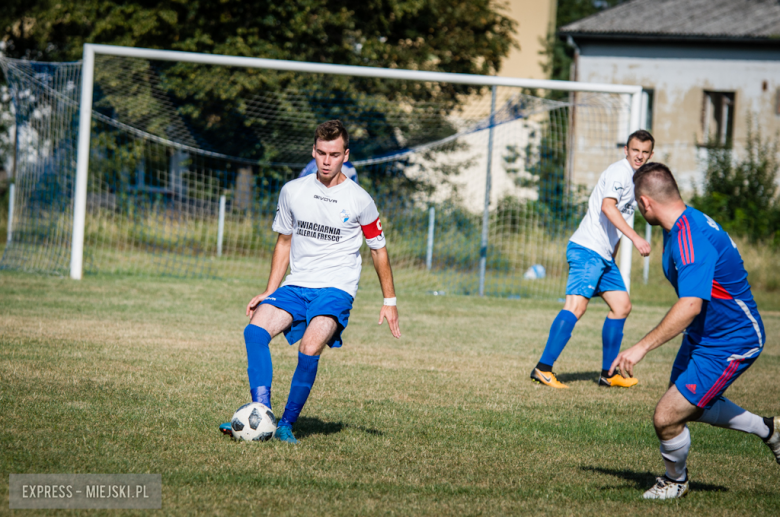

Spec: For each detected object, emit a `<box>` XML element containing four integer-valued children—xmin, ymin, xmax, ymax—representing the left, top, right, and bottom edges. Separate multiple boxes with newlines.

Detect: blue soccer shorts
<box><xmin>565</xmin><ymin>241</ymin><xmax>626</xmax><ymax>299</ymax></box>
<box><xmin>670</xmin><ymin>334</ymin><xmax>761</xmax><ymax>409</ymax></box>
<box><xmin>260</xmin><ymin>285</ymin><xmax>353</xmax><ymax>348</ymax></box>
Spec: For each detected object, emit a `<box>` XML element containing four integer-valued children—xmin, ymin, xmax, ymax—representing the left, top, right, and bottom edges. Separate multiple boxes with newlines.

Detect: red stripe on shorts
<box><xmin>698</xmin><ymin>359</ymin><xmax>741</xmax><ymax>408</ymax></box>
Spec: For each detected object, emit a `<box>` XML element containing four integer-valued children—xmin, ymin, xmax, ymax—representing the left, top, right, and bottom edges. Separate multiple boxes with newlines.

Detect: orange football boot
<box><xmin>530</xmin><ymin>368</ymin><xmax>569</xmax><ymax>389</ymax></box>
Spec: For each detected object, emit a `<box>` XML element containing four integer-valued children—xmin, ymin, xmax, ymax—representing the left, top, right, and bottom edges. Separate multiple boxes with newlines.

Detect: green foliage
<box><xmin>691</xmin><ymin>123</ymin><xmax>780</xmax><ymax>246</ymax></box>
<box><xmin>2</xmin><ymin>0</ymin><xmax>516</xmax><ymax>71</ymax></box>
<box><xmin>500</xmin><ymin>115</ymin><xmax>587</xmax><ymax>238</ymax></box>
<box><xmin>2</xmin><ymin>1</ymin><xmax>517</xmax><ymax>161</ymax></box>
<box><xmin>0</xmin><ymin>85</ymin><xmax>12</xmax><ymax>190</ymax></box>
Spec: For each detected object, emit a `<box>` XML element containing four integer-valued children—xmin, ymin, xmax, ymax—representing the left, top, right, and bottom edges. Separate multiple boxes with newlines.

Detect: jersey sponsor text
<box><xmin>296</xmin><ymin>220</ymin><xmax>342</xmax><ymax>242</ymax></box>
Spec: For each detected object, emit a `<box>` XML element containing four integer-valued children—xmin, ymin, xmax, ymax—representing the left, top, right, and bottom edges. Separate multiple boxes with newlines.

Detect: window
<box><xmin>641</xmin><ymin>89</ymin><xmax>654</xmax><ymax>132</ymax></box>
<box><xmin>702</xmin><ymin>91</ymin><xmax>735</xmax><ymax>146</ymax></box>
<box><xmin>776</xmin><ymin>88</ymin><xmax>780</xmax><ymax>116</ymax></box>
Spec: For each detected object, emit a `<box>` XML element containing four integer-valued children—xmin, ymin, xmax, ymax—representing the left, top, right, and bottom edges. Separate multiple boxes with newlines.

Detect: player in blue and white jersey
<box><xmin>530</xmin><ymin>130</ymin><xmax>654</xmax><ymax>389</ymax></box>
<box><xmin>611</xmin><ymin>163</ymin><xmax>779</xmax><ymax>499</ymax></box>
<box><xmin>220</xmin><ymin>120</ymin><xmax>401</xmax><ymax>444</ymax></box>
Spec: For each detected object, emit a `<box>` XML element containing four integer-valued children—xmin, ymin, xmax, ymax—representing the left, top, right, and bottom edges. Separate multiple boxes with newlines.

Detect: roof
<box><xmin>560</xmin><ymin>0</ymin><xmax>780</xmax><ymax>41</ymax></box>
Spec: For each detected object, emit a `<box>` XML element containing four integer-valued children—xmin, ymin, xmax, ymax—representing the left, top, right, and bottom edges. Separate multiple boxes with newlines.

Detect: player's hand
<box><xmin>378</xmin><ymin>305</ymin><xmax>401</xmax><ymax>338</ymax></box>
<box><xmin>609</xmin><ymin>343</ymin><xmax>648</xmax><ymax>378</ymax></box>
<box><xmin>633</xmin><ymin>236</ymin><xmax>651</xmax><ymax>257</ymax></box>
<box><xmin>246</xmin><ymin>291</ymin><xmax>272</xmax><ymax>318</ymax></box>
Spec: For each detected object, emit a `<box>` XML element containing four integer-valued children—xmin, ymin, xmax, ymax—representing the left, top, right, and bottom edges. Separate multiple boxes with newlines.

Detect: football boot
<box><xmin>599</xmin><ymin>374</ymin><xmax>639</xmax><ymax>388</ymax></box>
<box><xmin>274</xmin><ymin>424</ymin><xmax>299</xmax><ymax>444</ymax></box>
<box><xmin>530</xmin><ymin>368</ymin><xmax>569</xmax><ymax>389</ymax></box>
<box><xmin>643</xmin><ymin>472</ymin><xmax>689</xmax><ymax>500</ymax></box>
<box><xmin>763</xmin><ymin>416</ymin><xmax>780</xmax><ymax>464</ymax></box>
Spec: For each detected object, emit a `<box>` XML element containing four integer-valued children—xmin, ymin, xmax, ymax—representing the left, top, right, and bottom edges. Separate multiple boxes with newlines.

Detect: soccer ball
<box><xmin>230</xmin><ymin>402</ymin><xmax>276</xmax><ymax>442</ymax></box>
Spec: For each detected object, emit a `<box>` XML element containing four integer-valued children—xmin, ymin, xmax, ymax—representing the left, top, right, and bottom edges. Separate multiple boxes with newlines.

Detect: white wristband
<box><xmin>383</xmin><ymin>297</ymin><xmax>397</xmax><ymax>306</ymax></box>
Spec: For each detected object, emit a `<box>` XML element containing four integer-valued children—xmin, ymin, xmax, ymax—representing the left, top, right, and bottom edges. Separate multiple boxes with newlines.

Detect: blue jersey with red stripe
<box><xmin>662</xmin><ymin>206</ymin><xmax>764</xmax><ymax>349</ymax></box>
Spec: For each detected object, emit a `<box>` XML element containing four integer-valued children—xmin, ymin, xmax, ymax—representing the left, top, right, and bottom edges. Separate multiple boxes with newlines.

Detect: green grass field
<box><xmin>1</xmin><ymin>271</ymin><xmax>779</xmax><ymax>516</ymax></box>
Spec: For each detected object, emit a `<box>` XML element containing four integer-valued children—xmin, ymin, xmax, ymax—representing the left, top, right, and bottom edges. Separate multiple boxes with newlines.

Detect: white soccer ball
<box><xmin>230</xmin><ymin>402</ymin><xmax>276</xmax><ymax>442</ymax></box>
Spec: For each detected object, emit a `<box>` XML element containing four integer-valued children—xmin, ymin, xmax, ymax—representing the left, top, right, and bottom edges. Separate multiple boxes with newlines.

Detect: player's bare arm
<box><xmin>371</xmin><ymin>246</ymin><xmax>401</xmax><ymax>338</ymax></box>
<box><xmin>246</xmin><ymin>233</ymin><xmax>292</xmax><ymax>317</ymax></box>
<box><xmin>601</xmin><ymin>197</ymin><xmax>650</xmax><ymax>256</ymax></box>
<box><xmin>610</xmin><ymin>296</ymin><xmax>702</xmax><ymax>378</ymax></box>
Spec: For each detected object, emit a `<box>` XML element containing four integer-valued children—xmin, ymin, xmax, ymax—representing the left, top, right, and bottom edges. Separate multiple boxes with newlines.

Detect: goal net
<box><xmin>1</xmin><ymin>46</ymin><xmax>640</xmax><ymax>299</ymax></box>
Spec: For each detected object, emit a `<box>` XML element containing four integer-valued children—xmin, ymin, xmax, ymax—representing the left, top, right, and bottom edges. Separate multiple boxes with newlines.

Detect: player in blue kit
<box><xmin>611</xmin><ymin>163</ymin><xmax>779</xmax><ymax>499</ymax></box>
<box><xmin>530</xmin><ymin>130</ymin><xmax>654</xmax><ymax>389</ymax></box>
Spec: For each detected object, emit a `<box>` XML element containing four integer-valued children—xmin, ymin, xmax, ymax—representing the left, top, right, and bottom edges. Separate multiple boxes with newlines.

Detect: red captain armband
<box><xmin>361</xmin><ymin>217</ymin><xmax>383</xmax><ymax>239</ymax></box>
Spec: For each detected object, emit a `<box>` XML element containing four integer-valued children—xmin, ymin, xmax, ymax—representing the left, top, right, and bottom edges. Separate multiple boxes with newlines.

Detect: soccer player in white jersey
<box><xmin>220</xmin><ymin>120</ymin><xmax>401</xmax><ymax>444</ymax></box>
<box><xmin>530</xmin><ymin>130</ymin><xmax>654</xmax><ymax>389</ymax></box>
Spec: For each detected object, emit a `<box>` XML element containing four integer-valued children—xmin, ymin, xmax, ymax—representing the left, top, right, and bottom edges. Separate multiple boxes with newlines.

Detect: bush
<box><xmin>691</xmin><ymin>122</ymin><xmax>780</xmax><ymax>246</ymax></box>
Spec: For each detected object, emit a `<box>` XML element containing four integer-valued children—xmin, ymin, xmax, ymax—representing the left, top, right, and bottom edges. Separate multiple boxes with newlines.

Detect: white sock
<box><xmin>697</xmin><ymin>397</ymin><xmax>770</xmax><ymax>439</ymax></box>
<box><xmin>659</xmin><ymin>426</ymin><xmax>690</xmax><ymax>482</ymax></box>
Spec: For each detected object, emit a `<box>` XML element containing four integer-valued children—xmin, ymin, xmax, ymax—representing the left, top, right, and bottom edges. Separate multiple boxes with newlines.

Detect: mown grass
<box><xmin>1</xmin><ymin>271</ymin><xmax>778</xmax><ymax>516</ymax></box>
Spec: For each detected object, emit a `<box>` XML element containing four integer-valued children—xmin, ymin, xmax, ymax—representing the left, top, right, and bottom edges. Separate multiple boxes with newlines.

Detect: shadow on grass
<box><xmin>581</xmin><ymin>466</ymin><xmax>729</xmax><ymax>492</ymax></box>
<box><xmin>295</xmin><ymin>417</ymin><xmax>384</xmax><ymax>439</ymax></box>
<box><xmin>557</xmin><ymin>371</ymin><xmax>597</xmax><ymax>384</ymax></box>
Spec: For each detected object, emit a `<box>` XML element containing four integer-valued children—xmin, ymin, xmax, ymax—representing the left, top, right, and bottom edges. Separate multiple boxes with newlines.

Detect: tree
<box><xmin>1</xmin><ymin>1</ymin><xmax>517</xmax><ymax>160</ymax></box>
<box><xmin>691</xmin><ymin>122</ymin><xmax>780</xmax><ymax>246</ymax></box>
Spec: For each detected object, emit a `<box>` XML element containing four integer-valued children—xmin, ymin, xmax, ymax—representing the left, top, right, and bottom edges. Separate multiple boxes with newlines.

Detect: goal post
<box><xmin>621</xmin><ymin>90</ymin><xmax>644</xmax><ymax>293</ymax></box>
<box><xmin>70</xmin><ymin>45</ymin><xmax>95</xmax><ymax>280</ymax></box>
<box><xmin>6</xmin><ymin>43</ymin><xmax>643</xmax><ymax>298</ymax></box>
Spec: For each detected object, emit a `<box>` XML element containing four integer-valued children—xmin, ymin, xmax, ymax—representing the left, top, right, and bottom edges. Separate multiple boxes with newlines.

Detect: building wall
<box><xmin>409</xmin><ymin>1</ymin><xmax>558</xmax><ymax>214</ymax></box>
<box><xmin>498</xmin><ymin>0</ymin><xmax>557</xmax><ymax>79</ymax></box>
<box><xmin>574</xmin><ymin>44</ymin><xmax>780</xmax><ymax>192</ymax></box>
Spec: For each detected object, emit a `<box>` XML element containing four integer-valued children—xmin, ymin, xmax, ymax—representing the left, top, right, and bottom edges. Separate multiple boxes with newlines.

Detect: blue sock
<box><xmin>244</xmin><ymin>324</ymin><xmax>273</xmax><ymax>408</ymax></box>
<box><xmin>279</xmin><ymin>352</ymin><xmax>320</xmax><ymax>428</ymax></box>
<box><xmin>601</xmin><ymin>317</ymin><xmax>626</xmax><ymax>376</ymax></box>
<box><xmin>538</xmin><ymin>310</ymin><xmax>578</xmax><ymax>369</ymax></box>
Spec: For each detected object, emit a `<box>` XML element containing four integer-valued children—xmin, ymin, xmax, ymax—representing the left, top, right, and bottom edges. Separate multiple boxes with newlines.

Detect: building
<box><xmin>560</xmin><ymin>0</ymin><xmax>780</xmax><ymax>191</ymax></box>
<box><xmin>500</xmin><ymin>0</ymin><xmax>558</xmax><ymax>80</ymax></box>
<box><xmin>415</xmin><ymin>0</ymin><xmax>558</xmax><ymax>212</ymax></box>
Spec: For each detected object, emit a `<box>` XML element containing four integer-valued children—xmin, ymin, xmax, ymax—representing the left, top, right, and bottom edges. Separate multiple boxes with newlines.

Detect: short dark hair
<box><xmin>633</xmin><ymin>162</ymin><xmax>681</xmax><ymax>202</ymax></box>
<box><xmin>626</xmin><ymin>129</ymin><xmax>654</xmax><ymax>150</ymax></box>
<box><xmin>314</xmin><ymin>120</ymin><xmax>349</xmax><ymax>150</ymax></box>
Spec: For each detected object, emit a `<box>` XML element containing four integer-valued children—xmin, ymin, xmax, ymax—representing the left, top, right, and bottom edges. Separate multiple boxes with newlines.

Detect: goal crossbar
<box><xmin>84</xmin><ymin>44</ymin><xmax>642</xmax><ymax>94</ymax></box>
<box><xmin>70</xmin><ymin>44</ymin><xmax>643</xmax><ymax>290</ymax></box>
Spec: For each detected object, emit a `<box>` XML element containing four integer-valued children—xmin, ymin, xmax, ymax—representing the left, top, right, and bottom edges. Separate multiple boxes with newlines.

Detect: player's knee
<box><xmin>298</xmin><ymin>340</ymin><xmax>320</xmax><ymax>356</ymax></box>
<box><xmin>653</xmin><ymin>415</ymin><xmax>671</xmax><ymax>438</ymax></box>
<box><xmin>652</xmin><ymin>407</ymin><xmax>672</xmax><ymax>432</ymax></box>
<box><xmin>617</xmin><ymin>301</ymin><xmax>632</xmax><ymax>319</ymax></box>
<box><xmin>565</xmin><ymin>301</ymin><xmax>587</xmax><ymax>319</ymax></box>
<box><xmin>652</xmin><ymin>408</ymin><xmax>683</xmax><ymax>439</ymax></box>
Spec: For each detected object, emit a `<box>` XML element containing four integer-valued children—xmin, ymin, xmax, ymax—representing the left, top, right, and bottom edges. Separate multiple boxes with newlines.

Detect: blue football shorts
<box><xmin>565</xmin><ymin>241</ymin><xmax>626</xmax><ymax>298</ymax></box>
<box><xmin>670</xmin><ymin>334</ymin><xmax>761</xmax><ymax>409</ymax></box>
<box><xmin>260</xmin><ymin>285</ymin><xmax>353</xmax><ymax>348</ymax></box>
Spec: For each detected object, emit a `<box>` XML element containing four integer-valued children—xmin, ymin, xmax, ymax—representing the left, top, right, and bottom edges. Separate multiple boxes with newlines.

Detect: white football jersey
<box><xmin>569</xmin><ymin>158</ymin><xmax>636</xmax><ymax>261</ymax></box>
<box><xmin>272</xmin><ymin>173</ymin><xmax>386</xmax><ymax>297</ymax></box>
